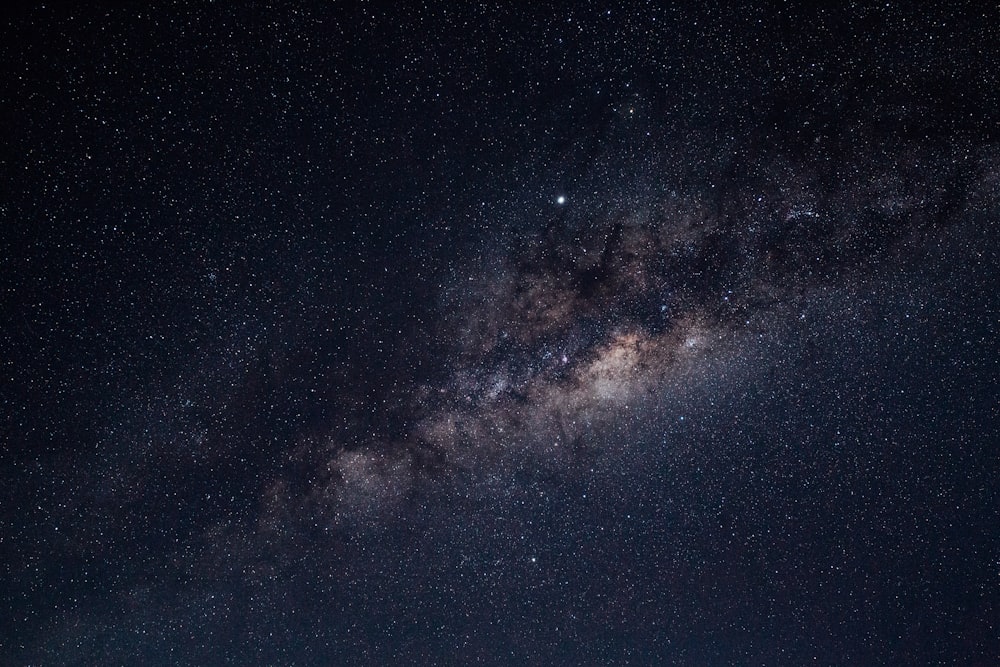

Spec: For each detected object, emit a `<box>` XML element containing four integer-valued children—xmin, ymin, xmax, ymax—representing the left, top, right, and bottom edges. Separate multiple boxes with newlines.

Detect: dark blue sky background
<box><xmin>2</xmin><ymin>3</ymin><xmax>999</xmax><ymax>664</ymax></box>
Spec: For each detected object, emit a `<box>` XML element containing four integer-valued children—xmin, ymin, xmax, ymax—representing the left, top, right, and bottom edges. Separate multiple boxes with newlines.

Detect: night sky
<box><xmin>3</xmin><ymin>3</ymin><xmax>1000</xmax><ymax>665</ymax></box>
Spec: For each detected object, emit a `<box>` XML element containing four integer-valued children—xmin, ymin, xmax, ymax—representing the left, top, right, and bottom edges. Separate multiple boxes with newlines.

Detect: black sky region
<box><xmin>2</xmin><ymin>2</ymin><xmax>1000</xmax><ymax>665</ymax></box>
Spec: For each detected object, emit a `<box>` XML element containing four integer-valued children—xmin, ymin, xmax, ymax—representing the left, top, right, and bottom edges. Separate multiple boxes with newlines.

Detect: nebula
<box><xmin>258</xmin><ymin>134</ymin><xmax>995</xmax><ymax>532</ymax></box>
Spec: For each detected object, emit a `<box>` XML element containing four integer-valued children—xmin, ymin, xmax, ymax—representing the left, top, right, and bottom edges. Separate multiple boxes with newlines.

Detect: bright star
<box><xmin>556</xmin><ymin>196</ymin><xmax>566</xmax><ymax>205</ymax></box>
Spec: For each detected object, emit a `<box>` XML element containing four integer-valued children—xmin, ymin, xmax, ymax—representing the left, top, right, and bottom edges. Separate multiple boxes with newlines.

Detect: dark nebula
<box><xmin>2</xmin><ymin>3</ymin><xmax>999</xmax><ymax>665</ymax></box>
